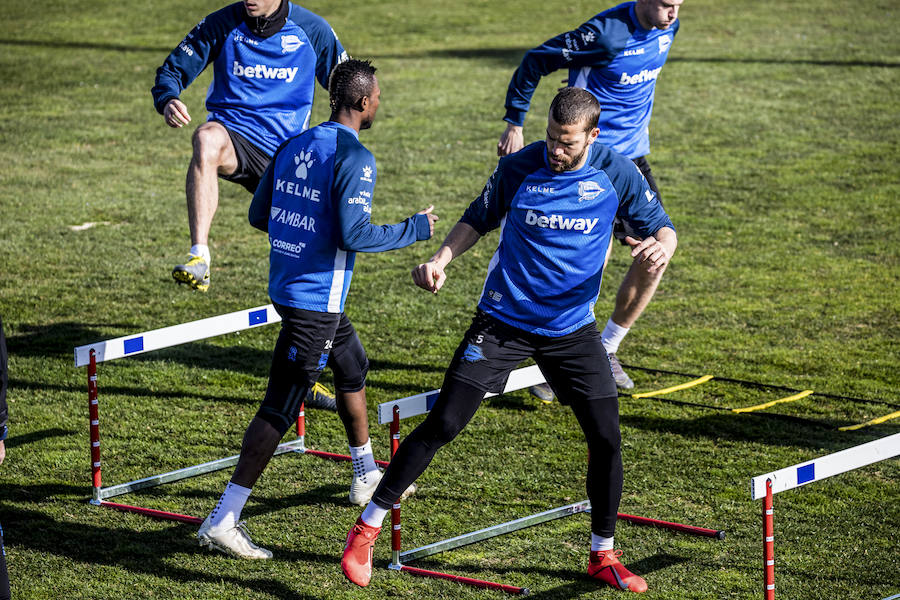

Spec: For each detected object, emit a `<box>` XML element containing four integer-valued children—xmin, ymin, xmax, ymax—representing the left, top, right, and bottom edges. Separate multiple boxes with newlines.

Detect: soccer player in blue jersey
<box><xmin>152</xmin><ymin>0</ymin><xmax>347</xmax><ymax>293</ymax></box>
<box><xmin>343</xmin><ymin>87</ymin><xmax>676</xmax><ymax>593</ymax></box>
<box><xmin>498</xmin><ymin>0</ymin><xmax>682</xmax><ymax>395</ymax></box>
<box><xmin>196</xmin><ymin>59</ymin><xmax>438</xmax><ymax>560</ymax></box>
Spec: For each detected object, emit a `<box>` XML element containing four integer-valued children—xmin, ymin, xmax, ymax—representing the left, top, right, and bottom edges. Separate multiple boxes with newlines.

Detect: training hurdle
<box><xmin>750</xmin><ymin>432</ymin><xmax>900</xmax><ymax>599</ymax></box>
<box><xmin>378</xmin><ymin>365</ymin><xmax>725</xmax><ymax>595</ymax></box>
<box><xmin>73</xmin><ymin>304</ymin><xmax>386</xmax><ymax>522</ymax></box>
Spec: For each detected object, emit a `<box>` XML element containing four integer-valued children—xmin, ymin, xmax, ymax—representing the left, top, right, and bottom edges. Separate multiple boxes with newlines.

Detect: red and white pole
<box><xmin>763</xmin><ymin>478</ymin><xmax>775</xmax><ymax>599</ymax></box>
<box><xmin>296</xmin><ymin>400</ymin><xmax>306</xmax><ymax>449</ymax></box>
<box><xmin>390</xmin><ymin>405</ymin><xmax>402</xmax><ymax>568</ymax></box>
<box><xmin>87</xmin><ymin>349</ymin><xmax>102</xmax><ymax>503</ymax></box>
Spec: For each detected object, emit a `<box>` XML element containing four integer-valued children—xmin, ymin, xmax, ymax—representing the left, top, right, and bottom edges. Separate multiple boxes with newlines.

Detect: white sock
<box><xmin>360</xmin><ymin>501</ymin><xmax>389</xmax><ymax>528</ymax></box>
<box><xmin>350</xmin><ymin>439</ymin><xmax>379</xmax><ymax>481</ymax></box>
<box><xmin>600</xmin><ymin>318</ymin><xmax>630</xmax><ymax>355</ymax></box>
<box><xmin>189</xmin><ymin>244</ymin><xmax>210</xmax><ymax>263</ymax></box>
<box><xmin>208</xmin><ymin>482</ymin><xmax>251</xmax><ymax>530</ymax></box>
<box><xmin>591</xmin><ymin>533</ymin><xmax>615</xmax><ymax>552</ymax></box>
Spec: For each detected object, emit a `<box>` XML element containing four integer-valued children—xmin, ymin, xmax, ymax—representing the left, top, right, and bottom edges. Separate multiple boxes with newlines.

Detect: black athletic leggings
<box><xmin>372</xmin><ymin>377</ymin><xmax>624</xmax><ymax>537</ymax></box>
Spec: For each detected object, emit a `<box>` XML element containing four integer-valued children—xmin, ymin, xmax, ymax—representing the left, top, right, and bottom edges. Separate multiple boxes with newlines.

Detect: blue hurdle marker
<box><xmin>750</xmin><ymin>432</ymin><xmax>900</xmax><ymax>599</ymax></box>
<box><xmin>73</xmin><ymin>304</ymin><xmax>373</xmax><ymax>523</ymax></box>
<box><xmin>377</xmin><ymin>366</ymin><xmax>724</xmax><ymax>595</ymax></box>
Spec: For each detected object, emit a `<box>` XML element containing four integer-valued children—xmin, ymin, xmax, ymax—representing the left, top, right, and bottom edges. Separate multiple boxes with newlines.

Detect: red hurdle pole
<box><xmin>763</xmin><ymin>478</ymin><xmax>775</xmax><ymax>599</ymax></box>
<box><xmin>398</xmin><ymin>566</ymin><xmax>530</xmax><ymax>595</ymax></box>
<box><xmin>616</xmin><ymin>512</ymin><xmax>726</xmax><ymax>540</ymax></box>
<box><xmin>99</xmin><ymin>500</ymin><xmax>202</xmax><ymax>524</ymax></box>
<box><xmin>87</xmin><ymin>349</ymin><xmax>102</xmax><ymax>503</ymax></box>
<box><xmin>390</xmin><ymin>405</ymin><xmax>402</xmax><ymax>568</ymax></box>
<box><xmin>296</xmin><ymin>400</ymin><xmax>305</xmax><ymax>439</ymax></box>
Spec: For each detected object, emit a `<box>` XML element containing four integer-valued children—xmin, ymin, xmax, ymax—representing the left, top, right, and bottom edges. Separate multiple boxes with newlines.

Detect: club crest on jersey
<box><xmin>281</xmin><ymin>35</ymin><xmax>305</xmax><ymax>53</ymax></box>
<box><xmin>578</xmin><ymin>180</ymin><xmax>605</xmax><ymax>203</ymax></box>
<box><xmin>462</xmin><ymin>343</ymin><xmax>486</xmax><ymax>363</ymax></box>
<box><xmin>658</xmin><ymin>34</ymin><xmax>673</xmax><ymax>54</ymax></box>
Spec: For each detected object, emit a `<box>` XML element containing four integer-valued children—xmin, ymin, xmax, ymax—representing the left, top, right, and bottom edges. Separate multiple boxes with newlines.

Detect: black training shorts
<box><xmin>446</xmin><ymin>310</ymin><xmax>618</xmax><ymax>404</ymax></box>
<box><xmin>256</xmin><ymin>303</ymin><xmax>369</xmax><ymax>434</ymax></box>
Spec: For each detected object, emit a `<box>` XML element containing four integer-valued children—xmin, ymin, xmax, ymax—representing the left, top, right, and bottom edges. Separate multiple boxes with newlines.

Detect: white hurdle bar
<box><xmin>74</xmin><ymin>304</ymin><xmax>282</xmax><ymax>367</ymax></box>
<box><xmin>750</xmin><ymin>432</ymin><xmax>900</xmax><ymax>599</ymax></box>
<box><xmin>74</xmin><ymin>305</ymin><xmax>378</xmax><ymax>522</ymax></box>
<box><xmin>378</xmin><ymin>366</ymin><xmax>724</xmax><ymax>595</ymax></box>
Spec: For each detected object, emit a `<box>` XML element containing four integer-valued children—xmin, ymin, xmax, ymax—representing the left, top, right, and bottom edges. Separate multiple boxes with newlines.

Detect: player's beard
<box><xmin>546</xmin><ymin>144</ymin><xmax>588</xmax><ymax>172</ymax></box>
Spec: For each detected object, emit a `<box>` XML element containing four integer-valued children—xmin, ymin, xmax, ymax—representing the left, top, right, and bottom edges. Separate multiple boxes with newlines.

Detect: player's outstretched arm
<box><xmin>416</xmin><ymin>205</ymin><xmax>439</xmax><ymax>239</ymax></box>
<box><xmin>163</xmin><ymin>98</ymin><xmax>192</xmax><ymax>128</ymax></box>
<box><xmin>497</xmin><ymin>123</ymin><xmax>524</xmax><ymax>157</ymax></box>
<box><xmin>412</xmin><ymin>222</ymin><xmax>481</xmax><ymax>294</ymax></box>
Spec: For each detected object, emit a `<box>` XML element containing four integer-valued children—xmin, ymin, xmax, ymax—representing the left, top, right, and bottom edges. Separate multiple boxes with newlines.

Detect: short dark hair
<box><xmin>328</xmin><ymin>59</ymin><xmax>377</xmax><ymax>113</ymax></box>
<box><xmin>549</xmin><ymin>87</ymin><xmax>602</xmax><ymax>133</ymax></box>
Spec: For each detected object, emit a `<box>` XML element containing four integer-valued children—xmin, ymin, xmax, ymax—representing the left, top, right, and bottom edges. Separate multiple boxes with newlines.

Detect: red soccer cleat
<box><xmin>341</xmin><ymin>517</ymin><xmax>382</xmax><ymax>587</ymax></box>
<box><xmin>587</xmin><ymin>549</ymin><xmax>648</xmax><ymax>593</ymax></box>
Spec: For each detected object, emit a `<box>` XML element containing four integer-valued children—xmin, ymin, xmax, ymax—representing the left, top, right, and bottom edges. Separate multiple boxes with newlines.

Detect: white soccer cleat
<box><xmin>348</xmin><ymin>469</ymin><xmax>417</xmax><ymax>506</ymax></box>
<box><xmin>197</xmin><ymin>515</ymin><xmax>273</xmax><ymax>559</ymax></box>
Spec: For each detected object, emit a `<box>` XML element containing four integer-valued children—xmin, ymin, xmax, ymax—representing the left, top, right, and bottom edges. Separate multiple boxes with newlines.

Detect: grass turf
<box><xmin>0</xmin><ymin>0</ymin><xmax>898</xmax><ymax>598</ymax></box>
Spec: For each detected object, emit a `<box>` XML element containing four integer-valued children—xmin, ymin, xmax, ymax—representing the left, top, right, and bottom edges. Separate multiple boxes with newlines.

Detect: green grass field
<box><xmin>1</xmin><ymin>1</ymin><xmax>898</xmax><ymax>598</ymax></box>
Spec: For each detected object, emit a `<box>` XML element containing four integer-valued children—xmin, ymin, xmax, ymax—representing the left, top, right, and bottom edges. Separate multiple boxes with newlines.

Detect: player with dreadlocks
<box><xmin>196</xmin><ymin>59</ymin><xmax>437</xmax><ymax>560</ymax></box>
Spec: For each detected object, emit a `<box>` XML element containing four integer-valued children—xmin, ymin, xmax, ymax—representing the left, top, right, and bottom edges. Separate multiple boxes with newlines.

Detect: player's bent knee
<box><xmin>330</xmin><ymin>343</ymin><xmax>369</xmax><ymax>393</ymax></box>
<box><xmin>191</xmin><ymin>123</ymin><xmax>232</xmax><ymax>165</ymax></box>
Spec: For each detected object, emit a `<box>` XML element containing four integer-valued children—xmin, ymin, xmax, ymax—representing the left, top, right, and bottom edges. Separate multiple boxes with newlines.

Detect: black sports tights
<box><xmin>372</xmin><ymin>377</ymin><xmax>624</xmax><ymax>537</ymax></box>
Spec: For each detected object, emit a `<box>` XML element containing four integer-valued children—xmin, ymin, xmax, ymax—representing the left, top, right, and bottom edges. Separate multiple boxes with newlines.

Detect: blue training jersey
<box><xmin>503</xmin><ymin>2</ymin><xmax>679</xmax><ymax>159</ymax></box>
<box><xmin>249</xmin><ymin>122</ymin><xmax>432</xmax><ymax>313</ymax></box>
<box><xmin>152</xmin><ymin>2</ymin><xmax>347</xmax><ymax>156</ymax></box>
<box><xmin>461</xmin><ymin>141</ymin><xmax>674</xmax><ymax>337</ymax></box>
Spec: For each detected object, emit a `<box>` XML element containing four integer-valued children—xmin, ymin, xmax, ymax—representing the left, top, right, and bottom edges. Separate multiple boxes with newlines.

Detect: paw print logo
<box><xmin>294</xmin><ymin>150</ymin><xmax>314</xmax><ymax>179</ymax></box>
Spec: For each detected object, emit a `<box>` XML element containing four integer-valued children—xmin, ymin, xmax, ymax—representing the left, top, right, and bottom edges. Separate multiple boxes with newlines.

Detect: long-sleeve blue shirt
<box><xmin>503</xmin><ymin>2</ymin><xmax>679</xmax><ymax>159</ymax></box>
<box><xmin>250</xmin><ymin>121</ymin><xmax>432</xmax><ymax>313</ymax></box>
<box><xmin>461</xmin><ymin>141</ymin><xmax>674</xmax><ymax>337</ymax></box>
<box><xmin>152</xmin><ymin>2</ymin><xmax>346</xmax><ymax>156</ymax></box>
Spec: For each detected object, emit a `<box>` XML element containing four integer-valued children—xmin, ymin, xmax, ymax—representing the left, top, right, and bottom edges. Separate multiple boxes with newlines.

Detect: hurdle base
<box><xmin>400</xmin><ymin>501</ymin><xmax>724</xmax><ymax>564</ymax></box>
<box><xmin>396</xmin><ymin>564</ymin><xmax>529</xmax><ymax>595</ymax></box>
<box><xmin>97</xmin><ymin>500</ymin><xmax>202</xmax><ymax>524</ymax></box>
<box><xmin>89</xmin><ymin>445</ymin><xmax>380</xmax><ymax>524</ymax></box>
<box><xmin>299</xmin><ymin>448</ymin><xmax>389</xmax><ymax>468</ymax></box>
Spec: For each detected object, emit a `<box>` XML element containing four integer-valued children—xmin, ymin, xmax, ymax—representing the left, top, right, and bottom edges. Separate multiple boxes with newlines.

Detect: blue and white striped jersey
<box><xmin>503</xmin><ymin>2</ymin><xmax>679</xmax><ymax>159</ymax></box>
<box><xmin>152</xmin><ymin>2</ymin><xmax>346</xmax><ymax>156</ymax></box>
<box><xmin>249</xmin><ymin>122</ymin><xmax>432</xmax><ymax>314</ymax></box>
<box><xmin>461</xmin><ymin>141</ymin><xmax>673</xmax><ymax>337</ymax></box>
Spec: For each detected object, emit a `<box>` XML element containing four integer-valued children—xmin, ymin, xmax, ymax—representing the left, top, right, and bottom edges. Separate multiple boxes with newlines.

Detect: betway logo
<box><xmin>619</xmin><ymin>67</ymin><xmax>662</xmax><ymax>85</ymax></box>
<box><xmin>233</xmin><ymin>61</ymin><xmax>298</xmax><ymax>82</ymax></box>
<box><xmin>524</xmin><ymin>209</ymin><xmax>599</xmax><ymax>234</ymax></box>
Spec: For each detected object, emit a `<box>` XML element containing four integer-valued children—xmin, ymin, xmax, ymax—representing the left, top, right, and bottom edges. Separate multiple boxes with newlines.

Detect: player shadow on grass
<box><xmin>368</xmin><ymin>46</ymin><xmax>900</xmax><ymax>70</ymax></box>
<box><xmin>619</xmin><ymin>411</ymin><xmax>878</xmax><ymax>454</ymax></box>
<box><xmin>4</xmin><ymin>503</ymin><xmax>333</xmax><ymax>600</ymax></box>
<box><xmin>0</xmin><ymin>38</ymin><xmax>172</xmax><ymax>54</ymax></box>
<box><xmin>4</xmin><ymin>427</ymin><xmax>76</xmax><ymax>451</ymax></box>
<box><xmin>6</xmin><ymin>322</ymin><xmax>135</xmax><ymax>359</ymax></box>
